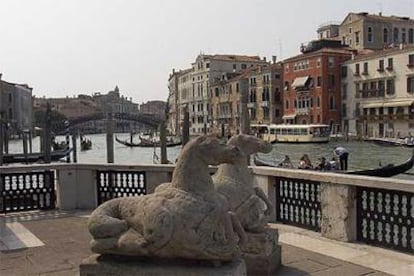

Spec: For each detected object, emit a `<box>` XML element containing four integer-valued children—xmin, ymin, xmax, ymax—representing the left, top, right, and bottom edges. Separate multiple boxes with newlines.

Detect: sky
<box><xmin>0</xmin><ymin>0</ymin><xmax>413</xmax><ymax>104</ymax></box>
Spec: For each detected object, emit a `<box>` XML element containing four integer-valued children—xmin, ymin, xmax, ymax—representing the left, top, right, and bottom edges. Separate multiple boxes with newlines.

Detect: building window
<box><xmin>408</xmin><ymin>54</ymin><xmax>414</xmax><ymax>67</ymax></box>
<box><xmin>342</xmin><ymin>84</ymin><xmax>347</xmax><ymax>100</ymax></box>
<box><xmin>328</xmin><ymin>74</ymin><xmax>335</xmax><ymax>88</ymax></box>
<box><xmin>236</xmin><ymin>83</ymin><xmax>239</xmax><ymax>93</ymax></box>
<box><xmin>206</xmin><ymin>63</ymin><xmax>210</xmax><ymax>69</ymax></box>
<box><xmin>285</xmin><ymin>100</ymin><xmax>289</xmax><ymax>109</ymax></box>
<box><xmin>363</xmin><ymin>62</ymin><xmax>368</xmax><ymax>75</ymax></box>
<box><xmin>393</xmin><ymin>28</ymin><xmax>399</xmax><ymax>43</ymax></box>
<box><xmin>341</xmin><ymin>66</ymin><xmax>347</xmax><ymax>78</ymax></box>
<box><xmin>355</xmin><ymin>31</ymin><xmax>360</xmax><ymax>45</ymax></box>
<box><xmin>233</xmin><ymin>64</ymin><xmax>237</xmax><ymax>70</ymax></box>
<box><xmin>317</xmin><ymin>96</ymin><xmax>320</xmax><ymax>108</ymax></box>
<box><xmin>386</xmin><ymin>79</ymin><xmax>395</xmax><ymax>95</ymax></box>
<box><xmin>378</xmin><ymin>59</ymin><xmax>384</xmax><ymax>72</ymax></box>
<box><xmin>367</xmin><ymin>27</ymin><xmax>373</xmax><ymax>43</ymax></box>
<box><xmin>328</xmin><ymin>57</ymin><xmax>335</xmax><ymax>68</ymax></box>
<box><xmin>294</xmin><ymin>99</ymin><xmax>297</xmax><ymax>108</ymax></box>
<box><xmin>284</xmin><ymin>81</ymin><xmax>289</xmax><ymax>91</ymax></box>
<box><xmin>241</xmin><ymin>64</ymin><xmax>247</xmax><ymax>69</ymax></box>
<box><xmin>349</xmin><ymin>27</ymin><xmax>352</xmax><ymax>34</ymax></box>
<box><xmin>383</xmin><ymin>28</ymin><xmax>388</xmax><ymax>43</ymax></box>
<box><xmin>329</xmin><ymin>96</ymin><xmax>335</xmax><ymax>110</ymax></box>
<box><xmin>409</xmin><ymin>28</ymin><xmax>414</xmax><ymax>44</ymax></box>
<box><xmin>316</xmin><ymin>58</ymin><xmax>321</xmax><ymax>68</ymax></box>
<box><xmin>407</xmin><ymin>76</ymin><xmax>414</xmax><ymax>93</ymax></box>
<box><xmin>285</xmin><ymin>64</ymin><xmax>289</xmax><ymax>72</ymax></box>
<box><xmin>317</xmin><ymin>76</ymin><xmax>322</xmax><ymax>87</ymax></box>
<box><xmin>387</xmin><ymin>58</ymin><xmax>393</xmax><ymax>70</ymax></box>
<box><xmin>355</xmin><ymin>63</ymin><xmax>360</xmax><ymax>75</ymax></box>
<box><xmin>402</xmin><ymin>28</ymin><xmax>407</xmax><ymax>44</ymax></box>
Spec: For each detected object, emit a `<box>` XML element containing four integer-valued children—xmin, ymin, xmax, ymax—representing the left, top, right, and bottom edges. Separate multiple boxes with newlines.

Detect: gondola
<box><xmin>253</xmin><ymin>150</ymin><xmax>414</xmax><ymax>178</ymax></box>
<box><xmin>2</xmin><ymin>146</ymin><xmax>73</xmax><ymax>164</ymax></box>
<box><xmin>365</xmin><ymin>137</ymin><xmax>414</xmax><ymax>148</ymax></box>
<box><xmin>115</xmin><ymin>136</ymin><xmax>182</xmax><ymax>148</ymax></box>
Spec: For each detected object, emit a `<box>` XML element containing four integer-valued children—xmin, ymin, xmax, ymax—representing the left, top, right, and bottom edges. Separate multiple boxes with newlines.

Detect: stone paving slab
<box><xmin>0</xmin><ymin>211</ymin><xmax>395</xmax><ymax>275</ymax></box>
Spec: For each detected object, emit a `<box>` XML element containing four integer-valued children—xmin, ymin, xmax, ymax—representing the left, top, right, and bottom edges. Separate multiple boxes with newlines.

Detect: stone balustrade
<box><xmin>1</xmin><ymin>163</ymin><xmax>413</xmax><ymax>253</ymax></box>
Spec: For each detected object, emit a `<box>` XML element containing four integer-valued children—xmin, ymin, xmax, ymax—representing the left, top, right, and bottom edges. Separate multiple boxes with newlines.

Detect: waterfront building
<box><xmin>139</xmin><ymin>100</ymin><xmax>166</xmax><ymax>120</ymax></box>
<box><xmin>0</xmin><ymin>74</ymin><xmax>33</xmax><ymax>136</ymax></box>
<box><xmin>169</xmin><ymin>54</ymin><xmax>267</xmax><ymax>136</ymax></box>
<box><xmin>339</xmin><ymin>12</ymin><xmax>414</xmax><ymax>50</ymax></box>
<box><xmin>341</xmin><ymin>45</ymin><xmax>414</xmax><ymax>138</ymax></box>
<box><xmin>282</xmin><ymin>40</ymin><xmax>352</xmax><ymax>132</ymax></box>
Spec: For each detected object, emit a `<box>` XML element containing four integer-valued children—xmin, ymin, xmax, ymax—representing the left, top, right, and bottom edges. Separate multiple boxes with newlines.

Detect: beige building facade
<box><xmin>339</xmin><ymin>12</ymin><xmax>414</xmax><ymax>50</ymax></box>
<box><xmin>341</xmin><ymin>45</ymin><xmax>414</xmax><ymax>138</ymax></box>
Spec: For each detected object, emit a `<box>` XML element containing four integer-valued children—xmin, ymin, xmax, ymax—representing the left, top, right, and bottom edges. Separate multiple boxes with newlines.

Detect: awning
<box><xmin>292</xmin><ymin>76</ymin><xmax>309</xmax><ymax>88</ymax></box>
<box><xmin>282</xmin><ymin>114</ymin><xmax>297</xmax><ymax>120</ymax></box>
<box><xmin>361</xmin><ymin>103</ymin><xmax>384</xmax><ymax>109</ymax></box>
<box><xmin>382</xmin><ymin>100</ymin><xmax>414</xmax><ymax>108</ymax></box>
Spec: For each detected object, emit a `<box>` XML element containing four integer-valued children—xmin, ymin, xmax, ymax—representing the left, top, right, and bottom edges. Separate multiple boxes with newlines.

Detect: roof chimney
<box><xmin>272</xmin><ymin>56</ymin><xmax>277</xmax><ymax>64</ymax></box>
<box><xmin>379</xmin><ymin>12</ymin><xmax>382</xmax><ymax>16</ymax></box>
<box><xmin>263</xmin><ymin>57</ymin><xmax>267</xmax><ymax>62</ymax></box>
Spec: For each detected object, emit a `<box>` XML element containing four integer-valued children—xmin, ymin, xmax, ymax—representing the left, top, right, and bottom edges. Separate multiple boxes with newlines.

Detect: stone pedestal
<box><xmin>80</xmin><ymin>254</ymin><xmax>246</xmax><ymax>276</ymax></box>
<box><xmin>241</xmin><ymin>228</ymin><xmax>281</xmax><ymax>275</ymax></box>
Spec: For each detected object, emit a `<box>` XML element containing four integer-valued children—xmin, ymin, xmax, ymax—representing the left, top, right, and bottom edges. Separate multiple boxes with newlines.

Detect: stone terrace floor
<box><xmin>0</xmin><ymin>210</ymin><xmax>412</xmax><ymax>276</ymax></box>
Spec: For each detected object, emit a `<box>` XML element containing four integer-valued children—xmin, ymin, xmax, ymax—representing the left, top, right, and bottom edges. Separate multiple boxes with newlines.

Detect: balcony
<box><xmin>407</xmin><ymin>63</ymin><xmax>414</xmax><ymax>69</ymax></box>
<box><xmin>261</xmin><ymin>101</ymin><xmax>269</xmax><ymax>107</ymax></box>
<box><xmin>376</xmin><ymin>68</ymin><xmax>384</xmax><ymax>72</ymax></box>
<box><xmin>360</xmin><ymin>89</ymin><xmax>385</xmax><ymax>99</ymax></box>
<box><xmin>247</xmin><ymin>102</ymin><xmax>256</xmax><ymax>108</ymax></box>
<box><xmin>295</xmin><ymin>107</ymin><xmax>310</xmax><ymax>115</ymax></box>
<box><xmin>353</xmin><ymin>72</ymin><xmax>360</xmax><ymax>77</ymax></box>
<box><xmin>386</xmin><ymin>66</ymin><xmax>393</xmax><ymax>72</ymax></box>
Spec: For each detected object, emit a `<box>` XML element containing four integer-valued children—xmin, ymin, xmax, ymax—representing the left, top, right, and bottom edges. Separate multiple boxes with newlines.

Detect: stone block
<box><xmin>241</xmin><ymin>228</ymin><xmax>281</xmax><ymax>275</ymax></box>
<box><xmin>79</xmin><ymin>254</ymin><xmax>246</xmax><ymax>276</ymax></box>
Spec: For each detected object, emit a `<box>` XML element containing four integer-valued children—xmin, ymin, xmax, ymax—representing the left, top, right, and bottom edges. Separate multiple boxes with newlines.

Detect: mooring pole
<box><xmin>0</xmin><ymin>112</ymin><xmax>4</xmax><ymax>166</ymax></box>
<box><xmin>182</xmin><ymin>105</ymin><xmax>190</xmax><ymax>146</ymax></box>
<box><xmin>44</xmin><ymin>102</ymin><xmax>52</xmax><ymax>164</ymax></box>
<box><xmin>106</xmin><ymin>112</ymin><xmax>115</xmax><ymax>163</ymax></box>
<box><xmin>159</xmin><ymin>121</ymin><xmax>168</xmax><ymax>164</ymax></box>
<box><xmin>65</xmin><ymin>121</ymin><xmax>71</xmax><ymax>163</ymax></box>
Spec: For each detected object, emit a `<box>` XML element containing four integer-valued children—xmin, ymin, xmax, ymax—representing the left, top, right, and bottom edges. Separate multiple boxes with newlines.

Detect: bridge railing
<box><xmin>1</xmin><ymin>163</ymin><xmax>413</xmax><ymax>254</ymax></box>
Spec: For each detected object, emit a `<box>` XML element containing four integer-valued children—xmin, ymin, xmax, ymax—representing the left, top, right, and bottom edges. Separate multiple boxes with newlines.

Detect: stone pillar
<box><xmin>320</xmin><ymin>183</ymin><xmax>357</xmax><ymax>242</ymax></box>
<box><xmin>56</xmin><ymin>168</ymin><xmax>97</xmax><ymax>210</ymax></box>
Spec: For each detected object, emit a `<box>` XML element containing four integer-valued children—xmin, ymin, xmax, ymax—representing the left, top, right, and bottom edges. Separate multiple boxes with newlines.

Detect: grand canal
<box><xmin>5</xmin><ymin>133</ymin><xmax>414</xmax><ymax>181</ymax></box>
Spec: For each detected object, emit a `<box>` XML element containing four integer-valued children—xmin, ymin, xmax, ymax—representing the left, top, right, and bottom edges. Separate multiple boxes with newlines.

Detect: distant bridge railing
<box><xmin>65</xmin><ymin>112</ymin><xmax>164</xmax><ymax>129</ymax></box>
<box><xmin>0</xmin><ymin>163</ymin><xmax>413</xmax><ymax>254</ymax></box>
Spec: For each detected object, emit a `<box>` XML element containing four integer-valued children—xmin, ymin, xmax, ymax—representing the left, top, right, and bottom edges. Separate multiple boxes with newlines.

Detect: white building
<box><xmin>169</xmin><ymin>54</ymin><xmax>267</xmax><ymax>136</ymax></box>
<box><xmin>341</xmin><ymin>45</ymin><xmax>414</xmax><ymax>138</ymax></box>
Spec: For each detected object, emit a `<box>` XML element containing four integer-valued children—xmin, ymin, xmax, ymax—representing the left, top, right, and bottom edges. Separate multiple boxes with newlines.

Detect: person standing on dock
<box><xmin>333</xmin><ymin>146</ymin><xmax>349</xmax><ymax>171</ymax></box>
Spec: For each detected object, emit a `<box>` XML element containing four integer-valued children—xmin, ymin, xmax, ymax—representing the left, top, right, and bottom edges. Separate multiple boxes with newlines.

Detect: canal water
<box><xmin>5</xmin><ymin>133</ymin><xmax>414</xmax><ymax>181</ymax></box>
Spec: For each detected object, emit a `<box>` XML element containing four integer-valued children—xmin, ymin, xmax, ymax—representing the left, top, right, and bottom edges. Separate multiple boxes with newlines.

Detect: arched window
<box><xmin>383</xmin><ymin>28</ymin><xmax>388</xmax><ymax>43</ymax></box>
<box><xmin>367</xmin><ymin>27</ymin><xmax>373</xmax><ymax>42</ymax></box>
<box><xmin>393</xmin><ymin>28</ymin><xmax>399</xmax><ymax>43</ymax></box>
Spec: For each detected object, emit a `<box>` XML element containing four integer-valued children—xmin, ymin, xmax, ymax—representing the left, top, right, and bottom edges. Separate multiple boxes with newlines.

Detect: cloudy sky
<box><xmin>0</xmin><ymin>0</ymin><xmax>413</xmax><ymax>103</ymax></box>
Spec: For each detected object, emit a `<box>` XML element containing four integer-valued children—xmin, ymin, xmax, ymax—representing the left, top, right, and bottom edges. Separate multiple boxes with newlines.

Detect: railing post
<box><xmin>320</xmin><ymin>182</ymin><xmax>357</xmax><ymax>242</ymax></box>
<box><xmin>56</xmin><ymin>166</ymin><xmax>97</xmax><ymax>210</ymax></box>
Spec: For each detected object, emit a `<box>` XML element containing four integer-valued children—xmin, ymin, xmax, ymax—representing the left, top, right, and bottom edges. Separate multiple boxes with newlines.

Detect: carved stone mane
<box><xmin>213</xmin><ymin>134</ymin><xmax>273</xmax><ymax>232</ymax></box>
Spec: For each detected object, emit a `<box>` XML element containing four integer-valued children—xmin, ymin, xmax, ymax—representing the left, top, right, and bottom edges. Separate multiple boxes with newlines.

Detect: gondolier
<box><xmin>333</xmin><ymin>146</ymin><xmax>349</xmax><ymax>171</ymax></box>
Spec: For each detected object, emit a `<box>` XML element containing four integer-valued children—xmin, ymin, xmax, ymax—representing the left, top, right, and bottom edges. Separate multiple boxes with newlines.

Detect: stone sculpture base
<box><xmin>241</xmin><ymin>228</ymin><xmax>281</xmax><ymax>275</ymax></box>
<box><xmin>80</xmin><ymin>254</ymin><xmax>246</xmax><ymax>276</ymax></box>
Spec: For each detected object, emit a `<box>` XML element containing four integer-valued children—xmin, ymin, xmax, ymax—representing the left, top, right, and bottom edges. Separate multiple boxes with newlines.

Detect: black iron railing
<box><xmin>275</xmin><ymin>177</ymin><xmax>321</xmax><ymax>231</ymax></box>
<box><xmin>0</xmin><ymin>170</ymin><xmax>56</xmax><ymax>213</ymax></box>
<box><xmin>96</xmin><ymin>170</ymin><xmax>146</xmax><ymax>205</ymax></box>
<box><xmin>356</xmin><ymin>186</ymin><xmax>413</xmax><ymax>253</ymax></box>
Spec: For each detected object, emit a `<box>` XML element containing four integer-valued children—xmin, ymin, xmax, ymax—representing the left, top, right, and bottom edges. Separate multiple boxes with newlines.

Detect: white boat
<box><xmin>250</xmin><ymin>124</ymin><xmax>330</xmax><ymax>143</ymax></box>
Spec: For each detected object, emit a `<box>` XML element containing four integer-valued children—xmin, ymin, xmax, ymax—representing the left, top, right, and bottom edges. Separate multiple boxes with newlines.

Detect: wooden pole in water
<box><xmin>72</xmin><ymin>133</ymin><xmax>77</xmax><ymax>163</ymax></box>
<box><xmin>159</xmin><ymin>121</ymin><xmax>167</xmax><ymax>164</ymax></box>
<box><xmin>106</xmin><ymin>112</ymin><xmax>115</xmax><ymax>163</ymax></box>
<box><xmin>0</xmin><ymin>112</ymin><xmax>4</xmax><ymax>166</ymax></box>
<box><xmin>65</xmin><ymin>121</ymin><xmax>71</xmax><ymax>163</ymax></box>
<box><xmin>44</xmin><ymin>102</ymin><xmax>52</xmax><ymax>163</ymax></box>
<box><xmin>182</xmin><ymin>105</ymin><xmax>190</xmax><ymax>146</ymax></box>
<box><xmin>23</xmin><ymin>131</ymin><xmax>28</xmax><ymax>164</ymax></box>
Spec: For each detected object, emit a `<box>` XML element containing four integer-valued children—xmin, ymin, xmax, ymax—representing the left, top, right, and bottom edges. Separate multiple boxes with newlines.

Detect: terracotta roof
<box><xmin>346</xmin><ymin>45</ymin><xmax>414</xmax><ymax>62</ymax></box>
<box><xmin>201</xmin><ymin>54</ymin><xmax>265</xmax><ymax>63</ymax></box>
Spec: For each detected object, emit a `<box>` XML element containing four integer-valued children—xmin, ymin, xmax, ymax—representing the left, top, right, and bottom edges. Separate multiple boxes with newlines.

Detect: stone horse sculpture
<box><xmin>213</xmin><ymin>134</ymin><xmax>273</xmax><ymax>233</ymax></box>
<box><xmin>88</xmin><ymin>135</ymin><xmax>246</xmax><ymax>261</ymax></box>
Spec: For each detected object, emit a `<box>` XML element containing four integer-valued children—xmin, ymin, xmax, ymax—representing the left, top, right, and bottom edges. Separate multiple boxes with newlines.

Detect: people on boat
<box><xmin>278</xmin><ymin>155</ymin><xmax>294</xmax><ymax>168</ymax></box>
<box><xmin>333</xmin><ymin>146</ymin><xmax>349</xmax><ymax>171</ymax></box>
<box><xmin>315</xmin><ymin>157</ymin><xmax>331</xmax><ymax>171</ymax></box>
<box><xmin>298</xmin><ymin>154</ymin><xmax>312</xmax><ymax>169</ymax></box>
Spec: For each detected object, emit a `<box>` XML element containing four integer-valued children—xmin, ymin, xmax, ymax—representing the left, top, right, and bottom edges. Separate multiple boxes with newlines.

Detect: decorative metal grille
<box><xmin>356</xmin><ymin>187</ymin><xmax>413</xmax><ymax>253</ymax></box>
<box><xmin>97</xmin><ymin>170</ymin><xmax>146</xmax><ymax>205</ymax></box>
<box><xmin>0</xmin><ymin>171</ymin><xmax>56</xmax><ymax>213</ymax></box>
<box><xmin>275</xmin><ymin>177</ymin><xmax>321</xmax><ymax>231</ymax></box>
